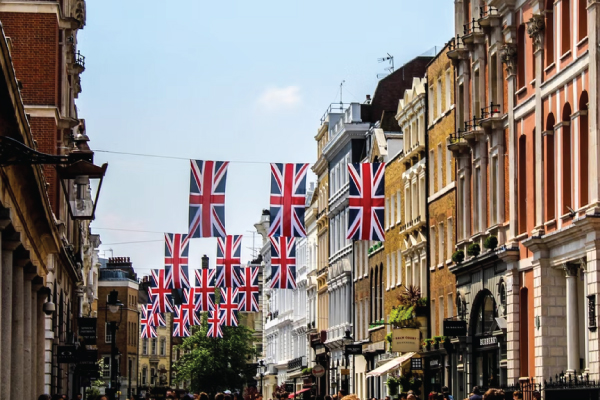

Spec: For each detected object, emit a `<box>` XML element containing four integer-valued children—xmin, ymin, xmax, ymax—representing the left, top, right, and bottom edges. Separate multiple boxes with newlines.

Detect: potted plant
<box><xmin>467</xmin><ymin>243</ymin><xmax>481</xmax><ymax>257</ymax></box>
<box><xmin>484</xmin><ymin>235</ymin><xmax>498</xmax><ymax>250</ymax></box>
<box><xmin>433</xmin><ymin>336</ymin><xmax>442</xmax><ymax>349</ymax></box>
<box><xmin>452</xmin><ymin>250</ymin><xmax>465</xmax><ymax>264</ymax></box>
<box><xmin>424</xmin><ymin>338</ymin><xmax>434</xmax><ymax>351</ymax></box>
<box><xmin>386</xmin><ymin>375</ymin><xmax>401</xmax><ymax>396</ymax></box>
<box><xmin>441</xmin><ymin>336</ymin><xmax>453</xmax><ymax>352</ymax></box>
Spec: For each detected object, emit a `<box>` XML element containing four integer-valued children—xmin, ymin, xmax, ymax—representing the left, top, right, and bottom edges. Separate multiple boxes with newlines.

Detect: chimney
<box><xmin>365</xmin><ymin>94</ymin><xmax>371</xmax><ymax>104</ymax></box>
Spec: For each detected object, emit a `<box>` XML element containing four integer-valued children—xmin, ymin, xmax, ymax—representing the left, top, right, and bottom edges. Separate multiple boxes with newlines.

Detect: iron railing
<box><xmin>463</xmin><ymin>18</ymin><xmax>483</xmax><ymax>35</ymax></box>
<box><xmin>75</xmin><ymin>50</ymin><xmax>85</xmax><ymax>69</ymax></box>
<box><xmin>479</xmin><ymin>4</ymin><xmax>499</xmax><ymax>18</ymax></box>
<box><xmin>481</xmin><ymin>103</ymin><xmax>501</xmax><ymax>119</ymax></box>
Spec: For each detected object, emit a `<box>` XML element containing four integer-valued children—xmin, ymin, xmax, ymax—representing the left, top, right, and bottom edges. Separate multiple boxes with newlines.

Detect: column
<box><xmin>38</xmin><ymin>289</ymin><xmax>47</xmax><ymax>395</ymax></box>
<box><xmin>24</xmin><ymin>275</ymin><xmax>33</xmax><ymax>400</ymax></box>
<box><xmin>565</xmin><ymin>263</ymin><xmax>580</xmax><ymax>375</ymax></box>
<box><xmin>11</xmin><ymin>254</ymin><xmax>25</xmax><ymax>399</ymax></box>
<box><xmin>1</xmin><ymin>240</ymin><xmax>18</xmax><ymax>400</ymax></box>
<box><xmin>587</xmin><ymin>0</ymin><xmax>600</xmax><ymax>208</ymax></box>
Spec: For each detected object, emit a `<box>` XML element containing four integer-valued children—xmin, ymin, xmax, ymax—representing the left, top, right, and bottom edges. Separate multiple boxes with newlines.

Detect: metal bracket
<box><xmin>0</xmin><ymin>136</ymin><xmax>72</xmax><ymax>166</ymax></box>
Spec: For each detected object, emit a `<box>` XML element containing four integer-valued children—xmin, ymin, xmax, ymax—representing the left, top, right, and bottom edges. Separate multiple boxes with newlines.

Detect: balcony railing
<box><xmin>463</xmin><ymin>18</ymin><xmax>483</xmax><ymax>36</ymax></box>
<box><xmin>481</xmin><ymin>103</ymin><xmax>501</xmax><ymax>119</ymax></box>
<box><xmin>448</xmin><ymin>133</ymin><xmax>469</xmax><ymax>152</ymax></box>
<box><xmin>479</xmin><ymin>5</ymin><xmax>499</xmax><ymax>18</ymax></box>
<box><xmin>75</xmin><ymin>50</ymin><xmax>85</xmax><ymax>70</ymax></box>
<box><xmin>447</xmin><ymin>35</ymin><xmax>469</xmax><ymax>60</ymax></box>
<box><xmin>320</xmin><ymin>102</ymin><xmax>349</xmax><ymax>125</ymax></box>
<box><xmin>317</xmin><ymin>266</ymin><xmax>328</xmax><ymax>277</ymax></box>
<box><xmin>287</xmin><ymin>356</ymin><xmax>306</xmax><ymax>371</ymax></box>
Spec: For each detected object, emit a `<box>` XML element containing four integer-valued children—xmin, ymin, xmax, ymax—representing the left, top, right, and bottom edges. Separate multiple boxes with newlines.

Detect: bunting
<box><xmin>207</xmin><ymin>307</ymin><xmax>224</xmax><ymax>338</ymax></box>
<box><xmin>269</xmin><ymin>236</ymin><xmax>297</xmax><ymax>289</ymax></box>
<box><xmin>219</xmin><ymin>287</ymin><xmax>239</xmax><ymax>327</ymax></box>
<box><xmin>216</xmin><ymin>235</ymin><xmax>242</xmax><ymax>288</ymax></box>
<box><xmin>238</xmin><ymin>266</ymin><xmax>260</xmax><ymax>312</ymax></box>
<box><xmin>182</xmin><ymin>287</ymin><xmax>202</xmax><ymax>326</ymax></box>
<box><xmin>268</xmin><ymin>163</ymin><xmax>310</xmax><ymax>238</ymax></box>
<box><xmin>148</xmin><ymin>269</ymin><xmax>173</xmax><ymax>313</ymax></box>
<box><xmin>172</xmin><ymin>305</ymin><xmax>191</xmax><ymax>337</ymax></box>
<box><xmin>189</xmin><ymin>160</ymin><xmax>229</xmax><ymax>238</ymax></box>
<box><xmin>347</xmin><ymin>162</ymin><xmax>385</xmax><ymax>241</ymax></box>
<box><xmin>140</xmin><ymin>305</ymin><xmax>157</xmax><ymax>338</ymax></box>
<box><xmin>165</xmin><ymin>233</ymin><xmax>190</xmax><ymax>289</ymax></box>
<box><xmin>194</xmin><ymin>268</ymin><xmax>216</xmax><ymax>312</ymax></box>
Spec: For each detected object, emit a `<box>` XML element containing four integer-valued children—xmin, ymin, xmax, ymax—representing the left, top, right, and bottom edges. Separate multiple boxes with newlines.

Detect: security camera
<box><xmin>43</xmin><ymin>300</ymin><xmax>56</xmax><ymax>316</ymax></box>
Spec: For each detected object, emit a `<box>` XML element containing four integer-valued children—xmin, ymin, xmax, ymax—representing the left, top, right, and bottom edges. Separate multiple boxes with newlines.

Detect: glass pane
<box><xmin>483</xmin><ymin>295</ymin><xmax>495</xmax><ymax>333</ymax></box>
<box><xmin>476</xmin><ymin>356</ymin><xmax>484</xmax><ymax>387</ymax></box>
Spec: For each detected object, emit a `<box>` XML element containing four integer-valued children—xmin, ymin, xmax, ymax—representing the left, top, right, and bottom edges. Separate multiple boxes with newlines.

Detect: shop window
<box><xmin>472</xmin><ymin>292</ymin><xmax>497</xmax><ymax>336</ymax></box>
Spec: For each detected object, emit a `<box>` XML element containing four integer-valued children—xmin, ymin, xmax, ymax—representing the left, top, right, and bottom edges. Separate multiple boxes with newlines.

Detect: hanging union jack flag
<box><xmin>216</xmin><ymin>235</ymin><xmax>242</xmax><ymax>288</ymax></box>
<box><xmin>181</xmin><ymin>287</ymin><xmax>202</xmax><ymax>325</ymax></box>
<box><xmin>172</xmin><ymin>305</ymin><xmax>191</xmax><ymax>337</ymax></box>
<box><xmin>238</xmin><ymin>266</ymin><xmax>260</xmax><ymax>312</ymax></box>
<box><xmin>219</xmin><ymin>287</ymin><xmax>239</xmax><ymax>327</ymax></box>
<box><xmin>189</xmin><ymin>160</ymin><xmax>229</xmax><ymax>238</ymax></box>
<box><xmin>140</xmin><ymin>305</ymin><xmax>157</xmax><ymax>338</ymax></box>
<box><xmin>347</xmin><ymin>162</ymin><xmax>385</xmax><ymax>241</ymax></box>
<box><xmin>148</xmin><ymin>269</ymin><xmax>173</xmax><ymax>313</ymax></box>
<box><xmin>194</xmin><ymin>268</ymin><xmax>216</xmax><ymax>312</ymax></box>
<box><xmin>145</xmin><ymin>303</ymin><xmax>166</xmax><ymax>328</ymax></box>
<box><xmin>268</xmin><ymin>163</ymin><xmax>310</xmax><ymax>238</ymax></box>
<box><xmin>207</xmin><ymin>307</ymin><xmax>224</xmax><ymax>338</ymax></box>
<box><xmin>165</xmin><ymin>233</ymin><xmax>191</xmax><ymax>289</ymax></box>
<box><xmin>270</xmin><ymin>236</ymin><xmax>297</xmax><ymax>289</ymax></box>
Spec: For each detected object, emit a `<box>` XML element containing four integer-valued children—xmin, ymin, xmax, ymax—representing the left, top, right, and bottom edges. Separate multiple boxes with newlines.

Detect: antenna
<box><xmin>377</xmin><ymin>53</ymin><xmax>394</xmax><ymax>79</ymax></box>
<box><xmin>340</xmin><ymin>80</ymin><xmax>345</xmax><ymax>104</ymax></box>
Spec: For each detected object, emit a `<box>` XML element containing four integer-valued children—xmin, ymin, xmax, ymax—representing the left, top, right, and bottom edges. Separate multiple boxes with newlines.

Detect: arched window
<box><xmin>517</xmin><ymin>24</ymin><xmax>526</xmax><ymax>88</ymax></box>
<box><xmin>545</xmin><ymin>0</ymin><xmax>554</xmax><ymax>66</ymax></box>
<box><xmin>471</xmin><ymin>291</ymin><xmax>497</xmax><ymax>336</ymax></box>
<box><xmin>518</xmin><ymin>134</ymin><xmax>527</xmax><ymax>234</ymax></box>
<box><xmin>562</xmin><ymin>0</ymin><xmax>571</xmax><ymax>55</ymax></box>
<box><xmin>562</xmin><ymin>103</ymin><xmax>573</xmax><ymax>212</ymax></box>
<box><xmin>579</xmin><ymin>91</ymin><xmax>589</xmax><ymax>207</ymax></box>
<box><xmin>379</xmin><ymin>263</ymin><xmax>384</xmax><ymax>321</ymax></box>
<box><xmin>370</xmin><ymin>268</ymin><xmax>375</xmax><ymax>323</ymax></box>
<box><xmin>545</xmin><ymin>113</ymin><xmax>556</xmax><ymax>221</ymax></box>
<box><xmin>578</xmin><ymin>0</ymin><xmax>587</xmax><ymax>41</ymax></box>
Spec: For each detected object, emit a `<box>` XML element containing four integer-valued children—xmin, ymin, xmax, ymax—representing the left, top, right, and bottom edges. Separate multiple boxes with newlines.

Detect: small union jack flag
<box><xmin>238</xmin><ymin>266</ymin><xmax>260</xmax><ymax>312</ymax></box>
<box><xmin>165</xmin><ymin>233</ymin><xmax>191</xmax><ymax>289</ymax></box>
<box><xmin>216</xmin><ymin>235</ymin><xmax>242</xmax><ymax>288</ymax></box>
<box><xmin>347</xmin><ymin>163</ymin><xmax>385</xmax><ymax>241</ymax></box>
<box><xmin>194</xmin><ymin>268</ymin><xmax>216</xmax><ymax>312</ymax></box>
<box><xmin>219</xmin><ymin>287</ymin><xmax>239</xmax><ymax>326</ymax></box>
<box><xmin>140</xmin><ymin>305</ymin><xmax>157</xmax><ymax>338</ymax></box>
<box><xmin>148</xmin><ymin>269</ymin><xmax>173</xmax><ymax>313</ymax></box>
<box><xmin>172</xmin><ymin>305</ymin><xmax>191</xmax><ymax>337</ymax></box>
<box><xmin>182</xmin><ymin>287</ymin><xmax>202</xmax><ymax>326</ymax></box>
<box><xmin>207</xmin><ymin>307</ymin><xmax>224</xmax><ymax>338</ymax></box>
<box><xmin>145</xmin><ymin>303</ymin><xmax>166</xmax><ymax>327</ymax></box>
<box><xmin>270</xmin><ymin>236</ymin><xmax>297</xmax><ymax>289</ymax></box>
<box><xmin>268</xmin><ymin>163</ymin><xmax>310</xmax><ymax>238</ymax></box>
<box><xmin>189</xmin><ymin>160</ymin><xmax>229</xmax><ymax>238</ymax></box>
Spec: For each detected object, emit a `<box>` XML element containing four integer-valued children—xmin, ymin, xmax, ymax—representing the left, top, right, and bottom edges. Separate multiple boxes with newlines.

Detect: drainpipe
<box><xmin>424</xmin><ymin>81</ymin><xmax>432</xmax><ymax>340</ymax></box>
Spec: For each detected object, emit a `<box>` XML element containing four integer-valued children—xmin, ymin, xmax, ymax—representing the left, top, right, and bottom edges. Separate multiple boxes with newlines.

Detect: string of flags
<box><xmin>140</xmin><ymin>160</ymin><xmax>385</xmax><ymax>339</ymax></box>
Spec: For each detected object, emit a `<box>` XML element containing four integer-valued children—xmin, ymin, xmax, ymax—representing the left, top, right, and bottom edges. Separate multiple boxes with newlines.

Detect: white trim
<box><xmin>428</xmin><ymin>181</ymin><xmax>456</xmax><ymax>203</ymax></box>
<box><xmin>24</xmin><ymin>105</ymin><xmax>59</xmax><ymax>120</ymax></box>
<box><xmin>0</xmin><ymin>1</ymin><xmax>60</xmax><ymax>14</ymax></box>
<box><xmin>98</xmin><ymin>280</ymin><xmax>139</xmax><ymax>290</ymax></box>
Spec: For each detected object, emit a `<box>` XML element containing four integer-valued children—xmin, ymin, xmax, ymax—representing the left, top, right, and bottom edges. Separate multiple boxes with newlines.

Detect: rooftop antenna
<box><xmin>340</xmin><ymin>80</ymin><xmax>345</xmax><ymax>105</ymax></box>
<box><xmin>377</xmin><ymin>53</ymin><xmax>394</xmax><ymax>79</ymax></box>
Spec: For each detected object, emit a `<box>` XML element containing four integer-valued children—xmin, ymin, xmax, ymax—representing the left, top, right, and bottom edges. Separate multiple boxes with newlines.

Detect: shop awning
<box><xmin>366</xmin><ymin>352</ymin><xmax>415</xmax><ymax>377</ymax></box>
<box><xmin>288</xmin><ymin>388</ymin><xmax>311</xmax><ymax>398</ymax></box>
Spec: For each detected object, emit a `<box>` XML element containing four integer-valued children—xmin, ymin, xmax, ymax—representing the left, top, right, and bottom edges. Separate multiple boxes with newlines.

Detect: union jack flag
<box><xmin>347</xmin><ymin>162</ymin><xmax>385</xmax><ymax>241</ymax></box>
<box><xmin>269</xmin><ymin>237</ymin><xmax>297</xmax><ymax>289</ymax></box>
<box><xmin>165</xmin><ymin>233</ymin><xmax>191</xmax><ymax>289</ymax></box>
<box><xmin>189</xmin><ymin>160</ymin><xmax>229</xmax><ymax>238</ymax></box>
<box><xmin>140</xmin><ymin>305</ymin><xmax>157</xmax><ymax>338</ymax></box>
<box><xmin>216</xmin><ymin>235</ymin><xmax>242</xmax><ymax>288</ymax></box>
<box><xmin>207</xmin><ymin>307</ymin><xmax>224</xmax><ymax>339</ymax></box>
<box><xmin>145</xmin><ymin>303</ymin><xmax>166</xmax><ymax>327</ymax></box>
<box><xmin>268</xmin><ymin>163</ymin><xmax>310</xmax><ymax>238</ymax></box>
<box><xmin>172</xmin><ymin>305</ymin><xmax>191</xmax><ymax>337</ymax></box>
<box><xmin>182</xmin><ymin>287</ymin><xmax>202</xmax><ymax>326</ymax></box>
<box><xmin>238</xmin><ymin>266</ymin><xmax>260</xmax><ymax>312</ymax></box>
<box><xmin>219</xmin><ymin>287</ymin><xmax>239</xmax><ymax>326</ymax></box>
<box><xmin>194</xmin><ymin>268</ymin><xmax>216</xmax><ymax>312</ymax></box>
<box><xmin>148</xmin><ymin>269</ymin><xmax>173</xmax><ymax>313</ymax></box>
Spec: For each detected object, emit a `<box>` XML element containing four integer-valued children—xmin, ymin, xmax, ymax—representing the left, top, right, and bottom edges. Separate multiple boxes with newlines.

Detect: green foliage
<box><xmin>386</xmin><ymin>374</ymin><xmax>401</xmax><ymax>395</ymax></box>
<box><xmin>484</xmin><ymin>235</ymin><xmax>498</xmax><ymax>250</ymax></box>
<box><xmin>467</xmin><ymin>243</ymin><xmax>481</xmax><ymax>256</ymax></box>
<box><xmin>424</xmin><ymin>338</ymin><xmax>434</xmax><ymax>345</ymax></box>
<box><xmin>302</xmin><ymin>367</ymin><xmax>312</xmax><ymax>375</ymax></box>
<box><xmin>452</xmin><ymin>250</ymin><xmax>465</xmax><ymax>263</ymax></box>
<box><xmin>172</xmin><ymin>313</ymin><xmax>256</xmax><ymax>395</ymax></box>
<box><xmin>433</xmin><ymin>336</ymin><xmax>442</xmax><ymax>343</ymax></box>
<box><xmin>397</xmin><ymin>285</ymin><xmax>421</xmax><ymax>307</ymax></box>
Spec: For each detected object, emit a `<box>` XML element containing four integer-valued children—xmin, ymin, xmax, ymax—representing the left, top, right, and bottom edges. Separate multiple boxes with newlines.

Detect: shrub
<box><xmin>467</xmin><ymin>243</ymin><xmax>481</xmax><ymax>256</ymax></box>
<box><xmin>452</xmin><ymin>250</ymin><xmax>465</xmax><ymax>263</ymax></box>
<box><xmin>484</xmin><ymin>235</ymin><xmax>498</xmax><ymax>250</ymax></box>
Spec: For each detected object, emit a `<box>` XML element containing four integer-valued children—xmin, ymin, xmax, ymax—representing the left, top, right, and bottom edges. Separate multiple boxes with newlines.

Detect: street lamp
<box><xmin>342</xmin><ymin>330</ymin><xmax>354</xmax><ymax>395</ymax></box>
<box><xmin>105</xmin><ymin>290</ymin><xmax>124</xmax><ymax>400</ymax></box>
<box><xmin>257</xmin><ymin>360</ymin><xmax>266</xmax><ymax>395</ymax></box>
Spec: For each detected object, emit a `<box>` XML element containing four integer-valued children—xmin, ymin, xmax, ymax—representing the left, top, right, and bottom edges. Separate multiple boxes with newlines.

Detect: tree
<box><xmin>173</xmin><ymin>313</ymin><xmax>257</xmax><ymax>395</ymax></box>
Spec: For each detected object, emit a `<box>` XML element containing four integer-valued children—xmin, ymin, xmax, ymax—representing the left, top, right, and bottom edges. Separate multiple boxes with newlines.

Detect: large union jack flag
<box><xmin>216</xmin><ymin>235</ymin><xmax>242</xmax><ymax>288</ymax></box>
<box><xmin>145</xmin><ymin>303</ymin><xmax>166</xmax><ymax>327</ymax></box>
<box><xmin>189</xmin><ymin>160</ymin><xmax>229</xmax><ymax>238</ymax></box>
<box><xmin>347</xmin><ymin>162</ymin><xmax>385</xmax><ymax>241</ymax></box>
<box><xmin>148</xmin><ymin>269</ymin><xmax>173</xmax><ymax>313</ymax></box>
<box><xmin>182</xmin><ymin>287</ymin><xmax>202</xmax><ymax>326</ymax></box>
<box><xmin>165</xmin><ymin>233</ymin><xmax>191</xmax><ymax>289</ymax></box>
<box><xmin>172</xmin><ymin>305</ymin><xmax>191</xmax><ymax>337</ymax></box>
<box><xmin>140</xmin><ymin>305</ymin><xmax>157</xmax><ymax>338</ymax></box>
<box><xmin>238</xmin><ymin>266</ymin><xmax>260</xmax><ymax>312</ymax></box>
<box><xmin>268</xmin><ymin>163</ymin><xmax>310</xmax><ymax>238</ymax></box>
<box><xmin>207</xmin><ymin>308</ymin><xmax>224</xmax><ymax>338</ymax></box>
<box><xmin>194</xmin><ymin>268</ymin><xmax>216</xmax><ymax>312</ymax></box>
<box><xmin>219</xmin><ymin>287</ymin><xmax>239</xmax><ymax>326</ymax></box>
<box><xmin>270</xmin><ymin>236</ymin><xmax>297</xmax><ymax>289</ymax></box>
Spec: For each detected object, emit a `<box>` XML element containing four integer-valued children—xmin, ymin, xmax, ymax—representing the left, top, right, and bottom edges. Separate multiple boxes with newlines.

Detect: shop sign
<box><xmin>315</xmin><ymin>344</ymin><xmax>326</xmax><ymax>355</ymax></box>
<box><xmin>312</xmin><ymin>365</ymin><xmax>325</xmax><ymax>378</ymax></box>
<box><xmin>390</xmin><ymin>328</ymin><xmax>420</xmax><ymax>353</ymax></box>
<box><xmin>410</xmin><ymin>357</ymin><xmax>423</xmax><ymax>371</ymax></box>
<box><xmin>57</xmin><ymin>345</ymin><xmax>78</xmax><ymax>364</ymax></box>
<box><xmin>78</xmin><ymin>317</ymin><xmax>97</xmax><ymax>346</ymax></box>
<box><xmin>479</xmin><ymin>336</ymin><xmax>498</xmax><ymax>347</ymax></box>
<box><xmin>78</xmin><ymin>349</ymin><xmax>99</xmax><ymax>372</ymax></box>
<box><xmin>429</xmin><ymin>359</ymin><xmax>440</xmax><ymax>367</ymax></box>
<box><xmin>340</xmin><ymin>368</ymin><xmax>350</xmax><ymax>376</ymax></box>
<box><xmin>344</xmin><ymin>344</ymin><xmax>362</xmax><ymax>356</ymax></box>
<box><xmin>588</xmin><ymin>295</ymin><xmax>597</xmax><ymax>332</ymax></box>
<box><xmin>443</xmin><ymin>320</ymin><xmax>467</xmax><ymax>337</ymax></box>
<box><xmin>285</xmin><ymin>384</ymin><xmax>294</xmax><ymax>393</ymax></box>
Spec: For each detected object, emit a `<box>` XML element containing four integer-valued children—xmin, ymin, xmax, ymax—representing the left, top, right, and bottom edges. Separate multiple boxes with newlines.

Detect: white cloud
<box><xmin>257</xmin><ymin>86</ymin><xmax>302</xmax><ymax>110</ymax></box>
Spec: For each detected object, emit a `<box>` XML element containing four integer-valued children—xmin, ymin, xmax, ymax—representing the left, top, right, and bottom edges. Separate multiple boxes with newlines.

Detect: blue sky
<box><xmin>78</xmin><ymin>0</ymin><xmax>454</xmax><ymax>276</ymax></box>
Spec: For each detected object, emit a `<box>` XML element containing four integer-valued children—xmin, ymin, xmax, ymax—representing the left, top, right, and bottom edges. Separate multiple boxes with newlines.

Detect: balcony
<box><xmin>403</xmin><ymin>140</ymin><xmax>425</xmax><ymax>162</ymax></box>
<box><xmin>478</xmin><ymin>5</ymin><xmax>501</xmax><ymax>28</ymax></box>
<box><xmin>287</xmin><ymin>356</ymin><xmax>306</xmax><ymax>372</ymax></box>
<box><xmin>317</xmin><ymin>266</ymin><xmax>328</xmax><ymax>279</ymax></box>
<box><xmin>461</xmin><ymin>118</ymin><xmax>485</xmax><ymax>141</ymax></box>
<box><xmin>447</xmin><ymin>133</ymin><xmax>469</xmax><ymax>153</ymax></box>
<box><xmin>479</xmin><ymin>103</ymin><xmax>503</xmax><ymax>131</ymax></box>
<box><xmin>447</xmin><ymin>36</ymin><xmax>469</xmax><ymax>60</ymax></box>
<box><xmin>462</xmin><ymin>18</ymin><xmax>484</xmax><ymax>45</ymax></box>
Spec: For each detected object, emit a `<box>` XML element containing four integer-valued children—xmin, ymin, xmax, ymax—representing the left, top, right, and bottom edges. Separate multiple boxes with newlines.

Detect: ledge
<box><xmin>544</xmin><ymin>62</ymin><xmax>555</xmax><ymax>73</ymax></box>
<box><xmin>560</xmin><ymin>50</ymin><xmax>572</xmax><ymax>62</ymax></box>
<box><xmin>515</xmin><ymin>86</ymin><xmax>527</xmax><ymax>96</ymax></box>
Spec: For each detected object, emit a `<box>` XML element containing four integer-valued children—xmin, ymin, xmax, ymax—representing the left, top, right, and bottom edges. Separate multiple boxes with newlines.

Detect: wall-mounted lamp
<box><xmin>534</xmin><ymin>315</ymin><xmax>541</xmax><ymax>330</ymax></box>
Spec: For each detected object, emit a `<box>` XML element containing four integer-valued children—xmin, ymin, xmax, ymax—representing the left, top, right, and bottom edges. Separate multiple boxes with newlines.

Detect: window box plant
<box><xmin>467</xmin><ymin>243</ymin><xmax>481</xmax><ymax>257</ymax></box>
<box><xmin>452</xmin><ymin>250</ymin><xmax>465</xmax><ymax>264</ymax></box>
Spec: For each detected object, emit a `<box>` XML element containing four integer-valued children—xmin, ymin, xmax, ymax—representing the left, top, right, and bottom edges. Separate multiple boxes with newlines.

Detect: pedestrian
<box><xmin>532</xmin><ymin>392</ymin><xmax>541</xmax><ymax>400</ymax></box>
<box><xmin>385</xmin><ymin>396</ymin><xmax>391</xmax><ymax>400</ymax></box>
<box><xmin>468</xmin><ymin>387</ymin><xmax>482</xmax><ymax>400</ymax></box>
<box><xmin>38</xmin><ymin>395</ymin><xmax>51</xmax><ymax>400</ymax></box>
<box><xmin>216</xmin><ymin>393</ymin><xmax>225</xmax><ymax>400</ymax></box>
<box><xmin>512</xmin><ymin>391</ymin><xmax>522</xmax><ymax>400</ymax></box>
<box><xmin>200</xmin><ymin>392</ymin><xmax>209</xmax><ymax>400</ymax></box>
<box><xmin>429</xmin><ymin>392</ymin><xmax>438</xmax><ymax>400</ymax></box>
<box><xmin>440</xmin><ymin>387</ymin><xmax>453</xmax><ymax>400</ymax></box>
<box><xmin>407</xmin><ymin>395</ymin><xmax>416</xmax><ymax>400</ymax></box>
<box><xmin>482</xmin><ymin>389</ymin><xmax>504</xmax><ymax>400</ymax></box>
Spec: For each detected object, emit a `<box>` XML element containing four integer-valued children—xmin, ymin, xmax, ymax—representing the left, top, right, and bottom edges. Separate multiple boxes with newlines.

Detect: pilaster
<box><xmin>11</xmin><ymin>250</ymin><xmax>26</xmax><ymax>400</ymax></box>
<box><xmin>1</xmin><ymin>236</ymin><xmax>20</xmax><ymax>400</ymax></box>
<box><xmin>586</xmin><ymin>0</ymin><xmax>600</xmax><ymax>211</ymax></box>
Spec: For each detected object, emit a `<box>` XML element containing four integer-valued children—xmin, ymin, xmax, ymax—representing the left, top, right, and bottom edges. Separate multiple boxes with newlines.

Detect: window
<box><xmin>439</xmin><ymin>222</ymin><xmax>445</xmax><ymax>266</ymax></box>
<box><xmin>438</xmin><ymin>144</ymin><xmax>443</xmax><ymax>190</ymax></box>
<box><xmin>397</xmin><ymin>250</ymin><xmax>402</xmax><ymax>286</ymax></box>
<box><xmin>406</xmin><ymin>261</ymin><xmax>412</xmax><ymax>287</ymax></box>
<box><xmin>579</xmin><ymin>0</ymin><xmax>587</xmax><ymax>41</ymax></box>
<box><xmin>396</xmin><ymin>190</ymin><xmax>401</xmax><ymax>223</ymax></box>
<box><xmin>405</xmin><ymin>187</ymin><xmax>411</xmax><ymax>222</ymax></box>
<box><xmin>579</xmin><ymin>92</ymin><xmax>589</xmax><ymax>207</ymax></box>
<box><xmin>447</xmin><ymin>218</ymin><xmax>454</xmax><ymax>260</ymax></box>
<box><xmin>390</xmin><ymin>194</ymin><xmax>395</xmax><ymax>228</ymax></box>
<box><xmin>562</xmin><ymin>0</ymin><xmax>571</xmax><ymax>54</ymax></box>
<box><xmin>562</xmin><ymin>103</ymin><xmax>573</xmax><ymax>213</ymax></box>
<box><xmin>160</xmin><ymin>338</ymin><xmax>166</xmax><ymax>356</ymax></box>
<box><xmin>142</xmin><ymin>338</ymin><xmax>148</xmax><ymax>355</ymax></box>
<box><xmin>474</xmin><ymin>293</ymin><xmax>497</xmax><ymax>335</ymax></box>
<box><xmin>458</xmin><ymin>176</ymin><xmax>464</xmax><ymax>240</ymax></box>
<box><xmin>491</xmin><ymin>53</ymin><xmax>498</xmax><ymax>105</ymax></box>
<box><xmin>447</xmin><ymin>293</ymin><xmax>454</xmax><ymax>319</ymax></box>
<box><xmin>142</xmin><ymin>366</ymin><xmax>147</xmax><ymax>385</ymax></box>
<box><xmin>446</xmin><ymin>146</ymin><xmax>452</xmax><ymax>185</ymax></box>
<box><xmin>103</xmin><ymin>356</ymin><xmax>111</xmax><ymax>378</ymax></box>
<box><xmin>151</xmin><ymin>338</ymin><xmax>157</xmax><ymax>355</ymax></box>
<box><xmin>491</xmin><ymin>156</ymin><xmax>498</xmax><ymax>225</ymax></box>
<box><xmin>429</xmin><ymin>86</ymin><xmax>435</xmax><ymax>121</ymax></box>
<box><xmin>432</xmin><ymin>299</ymin><xmax>437</xmax><ymax>335</ymax></box>
<box><xmin>150</xmin><ymin>367</ymin><xmax>156</xmax><ymax>385</ymax></box>
<box><xmin>545</xmin><ymin>0</ymin><xmax>555</xmax><ymax>66</ymax></box>
<box><xmin>390</xmin><ymin>252</ymin><xmax>396</xmax><ymax>287</ymax></box>
<box><xmin>473</xmin><ymin>168</ymin><xmax>480</xmax><ymax>233</ymax></box>
<box><xmin>517</xmin><ymin>25</ymin><xmax>526</xmax><ymax>88</ymax></box>
<box><xmin>439</xmin><ymin>296</ymin><xmax>444</xmax><ymax>337</ymax></box>
<box><xmin>386</xmin><ymin>254</ymin><xmax>391</xmax><ymax>290</ymax></box>
<box><xmin>458</xmin><ymin>83</ymin><xmax>464</xmax><ymax>129</ymax></box>
<box><xmin>437</xmin><ymin>78</ymin><xmax>443</xmax><ymax>117</ymax></box>
<box><xmin>545</xmin><ymin>113</ymin><xmax>556</xmax><ymax>221</ymax></box>
<box><xmin>105</xmin><ymin>323</ymin><xmax>112</xmax><ymax>343</ymax></box>
<box><xmin>429</xmin><ymin>149</ymin><xmax>435</xmax><ymax>190</ymax></box>
<box><xmin>430</xmin><ymin>227</ymin><xmax>437</xmax><ymax>266</ymax></box>
<box><xmin>445</xmin><ymin>69</ymin><xmax>452</xmax><ymax>111</ymax></box>
<box><xmin>518</xmin><ymin>135</ymin><xmax>527</xmax><ymax>234</ymax></box>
